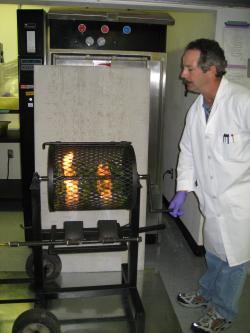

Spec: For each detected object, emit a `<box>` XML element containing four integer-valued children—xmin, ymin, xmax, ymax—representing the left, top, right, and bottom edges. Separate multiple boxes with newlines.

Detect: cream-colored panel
<box><xmin>34</xmin><ymin>65</ymin><xmax>150</xmax><ymax>272</ymax></box>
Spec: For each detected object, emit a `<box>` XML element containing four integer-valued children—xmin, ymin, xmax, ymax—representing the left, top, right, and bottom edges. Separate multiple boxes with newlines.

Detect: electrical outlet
<box><xmin>8</xmin><ymin>149</ymin><xmax>14</xmax><ymax>158</ymax></box>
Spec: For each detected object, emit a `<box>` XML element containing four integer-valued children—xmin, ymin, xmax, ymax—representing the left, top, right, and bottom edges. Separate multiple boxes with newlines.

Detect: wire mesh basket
<box><xmin>46</xmin><ymin>142</ymin><xmax>138</xmax><ymax>211</ymax></box>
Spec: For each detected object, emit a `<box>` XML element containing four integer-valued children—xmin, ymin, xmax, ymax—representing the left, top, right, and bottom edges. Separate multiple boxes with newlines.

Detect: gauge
<box><xmin>85</xmin><ymin>36</ymin><xmax>95</xmax><ymax>47</ymax></box>
<box><xmin>97</xmin><ymin>37</ymin><xmax>106</xmax><ymax>47</ymax></box>
<box><xmin>78</xmin><ymin>23</ymin><xmax>86</xmax><ymax>33</ymax></box>
<box><xmin>101</xmin><ymin>24</ymin><xmax>110</xmax><ymax>34</ymax></box>
<box><xmin>122</xmin><ymin>25</ymin><xmax>132</xmax><ymax>35</ymax></box>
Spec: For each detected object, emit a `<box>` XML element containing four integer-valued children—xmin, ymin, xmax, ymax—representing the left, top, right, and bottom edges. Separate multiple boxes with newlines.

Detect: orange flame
<box><xmin>62</xmin><ymin>151</ymin><xmax>79</xmax><ymax>206</ymax></box>
<box><xmin>97</xmin><ymin>163</ymin><xmax>112</xmax><ymax>202</ymax></box>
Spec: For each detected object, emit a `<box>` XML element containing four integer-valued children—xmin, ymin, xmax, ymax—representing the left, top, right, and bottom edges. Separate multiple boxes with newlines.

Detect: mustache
<box><xmin>181</xmin><ymin>79</ymin><xmax>191</xmax><ymax>97</ymax></box>
<box><xmin>181</xmin><ymin>79</ymin><xmax>191</xmax><ymax>85</ymax></box>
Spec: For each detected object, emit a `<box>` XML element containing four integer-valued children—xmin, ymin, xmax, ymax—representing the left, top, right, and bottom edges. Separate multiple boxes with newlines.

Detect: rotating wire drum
<box><xmin>46</xmin><ymin>142</ymin><xmax>138</xmax><ymax>211</ymax></box>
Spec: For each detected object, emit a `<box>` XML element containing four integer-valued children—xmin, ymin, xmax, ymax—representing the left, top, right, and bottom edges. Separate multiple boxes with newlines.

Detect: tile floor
<box><xmin>0</xmin><ymin>269</ymin><xmax>181</xmax><ymax>333</ymax></box>
<box><xmin>146</xmin><ymin>213</ymin><xmax>250</xmax><ymax>333</ymax></box>
<box><xmin>0</xmin><ymin>211</ymin><xmax>249</xmax><ymax>333</ymax></box>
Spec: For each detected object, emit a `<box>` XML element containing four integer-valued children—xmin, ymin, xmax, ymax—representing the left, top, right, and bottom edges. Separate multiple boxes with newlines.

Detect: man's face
<box><xmin>180</xmin><ymin>49</ymin><xmax>210</xmax><ymax>94</ymax></box>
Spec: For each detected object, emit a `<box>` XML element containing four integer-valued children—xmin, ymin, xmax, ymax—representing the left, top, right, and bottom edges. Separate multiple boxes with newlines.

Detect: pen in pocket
<box><xmin>223</xmin><ymin>133</ymin><xmax>235</xmax><ymax>144</ymax></box>
<box><xmin>223</xmin><ymin>134</ymin><xmax>229</xmax><ymax>144</ymax></box>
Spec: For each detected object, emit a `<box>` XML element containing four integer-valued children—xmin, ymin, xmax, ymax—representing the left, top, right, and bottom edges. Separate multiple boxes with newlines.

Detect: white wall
<box><xmin>215</xmin><ymin>7</ymin><xmax>250</xmax><ymax>89</ymax></box>
<box><xmin>215</xmin><ymin>7</ymin><xmax>250</xmax><ymax>45</ymax></box>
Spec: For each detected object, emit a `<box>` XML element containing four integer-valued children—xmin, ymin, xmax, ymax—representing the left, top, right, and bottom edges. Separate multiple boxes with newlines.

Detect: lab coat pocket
<box><xmin>223</xmin><ymin>186</ymin><xmax>250</xmax><ymax>220</ymax></box>
<box><xmin>222</xmin><ymin>133</ymin><xmax>250</xmax><ymax>162</ymax></box>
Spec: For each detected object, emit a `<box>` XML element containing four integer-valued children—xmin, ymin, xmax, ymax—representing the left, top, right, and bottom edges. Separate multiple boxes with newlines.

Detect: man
<box><xmin>169</xmin><ymin>38</ymin><xmax>250</xmax><ymax>333</ymax></box>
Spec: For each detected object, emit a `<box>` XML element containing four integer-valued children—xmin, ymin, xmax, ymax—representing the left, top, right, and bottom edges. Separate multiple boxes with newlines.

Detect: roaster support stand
<box><xmin>30</xmin><ymin>172</ymin><xmax>145</xmax><ymax>332</ymax></box>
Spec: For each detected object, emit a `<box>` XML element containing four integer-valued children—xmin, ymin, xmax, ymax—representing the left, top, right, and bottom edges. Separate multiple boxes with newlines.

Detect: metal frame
<box><xmin>0</xmin><ymin>158</ymin><xmax>147</xmax><ymax>331</ymax></box>
<box><xmin>30</xmin><ymin>172</ymin><xmax>145</xmax><ymax>332</ymax></box>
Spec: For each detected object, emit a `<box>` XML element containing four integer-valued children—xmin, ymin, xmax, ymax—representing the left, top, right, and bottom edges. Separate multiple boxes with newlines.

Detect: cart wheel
<box><xmin>26</xmin><ymin>250</ymin><xmax>62</xmax><ymax>281</ymax></box>
<box><xmin>12</xmin><ymin>309</ymin><xmax>60</xmax><ymax>333</ymax></box>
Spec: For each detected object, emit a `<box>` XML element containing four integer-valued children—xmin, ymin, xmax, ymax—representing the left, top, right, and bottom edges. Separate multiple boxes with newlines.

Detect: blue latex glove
<box><xmin>168</xmin><ymin>191</ymin><xmax>188</xmax><ymax>218</ymax></box>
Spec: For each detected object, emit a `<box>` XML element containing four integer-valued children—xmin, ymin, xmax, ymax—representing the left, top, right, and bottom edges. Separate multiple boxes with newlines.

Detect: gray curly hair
<box><xmin>185</xmin><ymin>38</ymin><xmax>227</xmax><ymax>78</ymax></box>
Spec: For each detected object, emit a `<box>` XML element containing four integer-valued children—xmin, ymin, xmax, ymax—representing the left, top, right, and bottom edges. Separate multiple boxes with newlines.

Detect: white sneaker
<box><xmin>191</xmin><ymin>308</ymin><xmax>232</xmax><ymax>332</ymax></box>
<box><xmin>177</xmin><ymin>292</ymin><xmax>209</xmax><ymax>308</ymax></box>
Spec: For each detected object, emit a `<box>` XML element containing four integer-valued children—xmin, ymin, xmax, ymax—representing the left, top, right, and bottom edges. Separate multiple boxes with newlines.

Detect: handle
<box><xmin>163</xmin><ymin>168</ymin><xmax>174</xmax><ymax>180</ymax></box>
<box><xmin>139</xmin><ymin>174</ymin><xmax>171</xmax><ymax>213</ymax></box>
<box><xmin>139</xmin><ymin>223</ymin><xmax>166</xmax><ymax>233</ymax></box>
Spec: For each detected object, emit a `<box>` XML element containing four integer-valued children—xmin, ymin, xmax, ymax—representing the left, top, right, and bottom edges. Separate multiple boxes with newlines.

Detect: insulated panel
<box><xmin>34</xmin><ymin>65</ymin><xmax>150</xmax><ymax>272</ymax></box>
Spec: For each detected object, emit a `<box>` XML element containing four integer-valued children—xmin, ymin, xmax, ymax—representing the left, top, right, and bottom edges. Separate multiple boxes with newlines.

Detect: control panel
<box><xmin>49</xmin><ymin>19</ymin><xmax>166</xmax><ymax>53</ymax></box>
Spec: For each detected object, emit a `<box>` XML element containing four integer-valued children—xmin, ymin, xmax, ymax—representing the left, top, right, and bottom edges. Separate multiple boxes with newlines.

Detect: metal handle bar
<box><xmin>0</xmin><ymin>237</ymin><xmax>142</xmax><ymax>248</ymax></box>
<box><xmin>138</xmin><ymin>223</ymin><xmax>165</xmax><ymax>233</ymax></box>
<box><xmin>139</xmin><ymin>174</ymin><xmax>171</xmax><ymax>213</ymax></box>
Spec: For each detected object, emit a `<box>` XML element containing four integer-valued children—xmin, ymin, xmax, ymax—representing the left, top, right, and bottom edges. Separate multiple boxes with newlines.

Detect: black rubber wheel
<box><xmin>26</xmin><ymin>250</ymin><xmax>62</xmax><ymax>281</ymax></box>
<box><xmin>12</xmin><ymin>308</ymin><xmax>60</xmax><ymax>333</ymax></box>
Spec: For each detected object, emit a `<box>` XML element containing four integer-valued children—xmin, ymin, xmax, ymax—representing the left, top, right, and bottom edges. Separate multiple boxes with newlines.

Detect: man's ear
<box><xmin>208</xmin><ymin>65</ymin><xmax>217</xmax><ymax>77</ymax></box>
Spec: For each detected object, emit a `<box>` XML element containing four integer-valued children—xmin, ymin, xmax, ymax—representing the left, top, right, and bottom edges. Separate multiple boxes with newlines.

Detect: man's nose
<box><xmin>180</xmin><ymin>68</ymin><xmax>187</xmax><ymax>78</ymax></box>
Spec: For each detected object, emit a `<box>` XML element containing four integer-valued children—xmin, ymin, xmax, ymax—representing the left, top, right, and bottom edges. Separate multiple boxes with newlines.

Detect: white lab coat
<box><xmin>177</xmin><ymin>77</ymin><xmax>250</xmax><ymax>267</ymax></box>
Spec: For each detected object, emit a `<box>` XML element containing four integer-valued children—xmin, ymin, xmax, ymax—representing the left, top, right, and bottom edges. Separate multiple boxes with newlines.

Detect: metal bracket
<box><xmin>139</xmin><ymin>174</ymin><xmax>170</xmax><ymax>213</ymax></box>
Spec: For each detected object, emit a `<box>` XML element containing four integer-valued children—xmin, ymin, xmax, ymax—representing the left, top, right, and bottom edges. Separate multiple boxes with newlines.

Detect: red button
<box><xmin>101</xmin><ymin>25</ymin><xmax>109</xmax><ymax>34</ymax></box>
<box><xmin>78</xmin><ymin>24</ymin><xmax>86</xmax><ymax>33</ymax></box>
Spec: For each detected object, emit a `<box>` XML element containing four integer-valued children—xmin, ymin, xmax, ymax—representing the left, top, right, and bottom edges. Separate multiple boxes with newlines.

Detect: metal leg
<box><xmin>128</xmin><ymin>187</ymin><xmax>141</xmax><ymax>287</ymax></box>
<box><xmin>30</xmin><ymin>173</ymin><xmax>45</xmax><ymax>300</ymax></box>
<box><xmin>127</xmin><ymin>186</ymin><xmax>145</xmax><ymax>332</ymax></box>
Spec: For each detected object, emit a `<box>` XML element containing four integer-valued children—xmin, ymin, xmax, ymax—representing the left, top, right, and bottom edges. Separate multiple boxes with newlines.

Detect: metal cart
<box><xmin>0</xmin><ymin>141</ymin><xmax>166</xmax><ymax>333</ymax></box>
